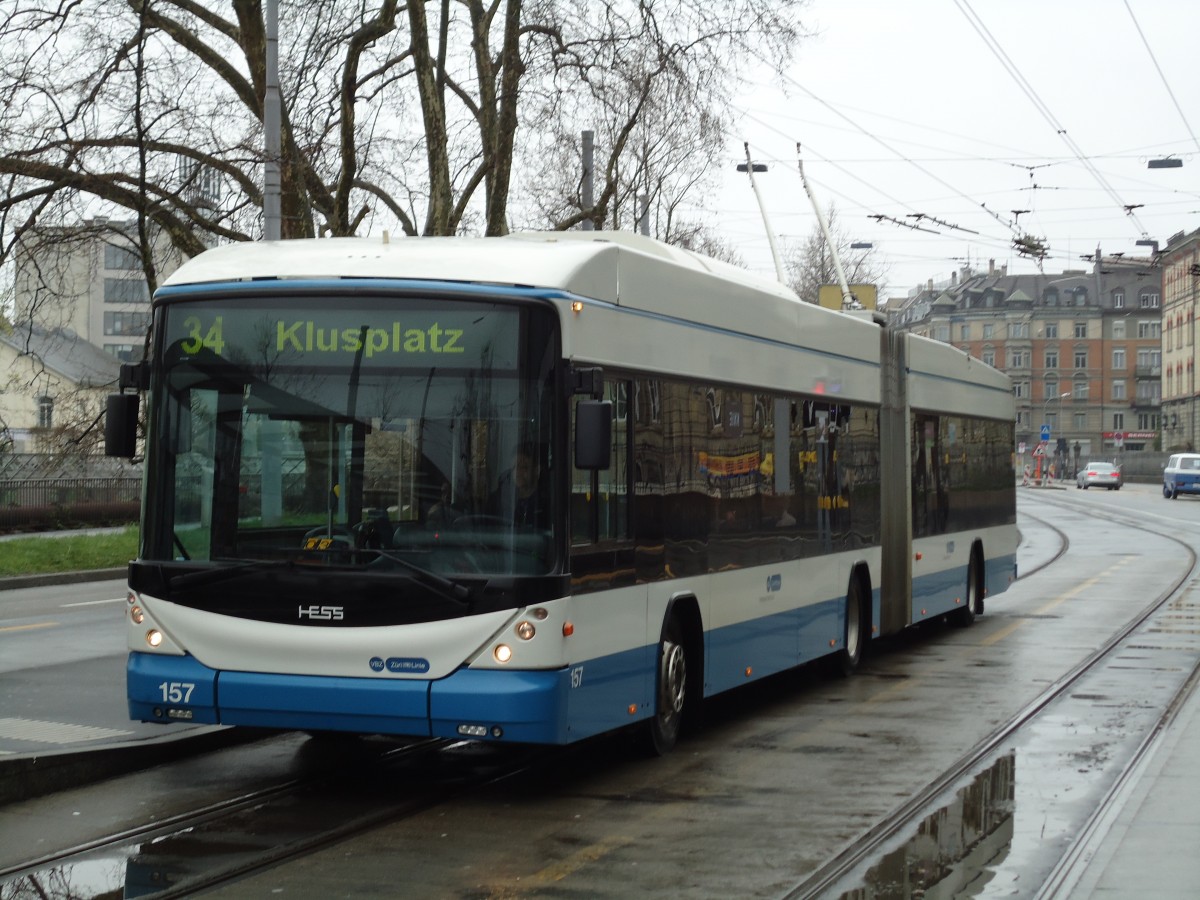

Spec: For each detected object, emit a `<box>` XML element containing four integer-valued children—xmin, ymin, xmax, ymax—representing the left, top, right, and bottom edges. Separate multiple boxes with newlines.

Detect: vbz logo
<box><xmin>298</xmin><ymin>605</ymin><xmax>344</xmax><ymax>620</ymax></box>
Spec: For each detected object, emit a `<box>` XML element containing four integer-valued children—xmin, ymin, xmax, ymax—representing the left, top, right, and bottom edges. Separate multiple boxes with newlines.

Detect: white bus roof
<box><xmin>163</xmin><ymin>231</ymin><xmax>797</xmax><ymax>303</ymax></box>
<box><xmin>162</xmin><ymin>231</ymin><xmax>883</xmax><ymax>374</ymax></box>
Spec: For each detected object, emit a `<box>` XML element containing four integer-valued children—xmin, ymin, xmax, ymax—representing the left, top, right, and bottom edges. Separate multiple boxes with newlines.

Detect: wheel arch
<box><xmin>970</xmin><ymin>538</ymin><xmax>986</xmax><ymax>612</ymax></box>
<box><xmin>660</xmin><ymin>592</ymin><xmax>705</xmax><ymax>701</ymax></box>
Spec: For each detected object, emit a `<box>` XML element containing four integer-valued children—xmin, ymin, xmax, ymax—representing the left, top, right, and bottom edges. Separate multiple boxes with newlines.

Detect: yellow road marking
<box><xmin>516</xmin><ymin>834</ymin><xmax>634</xmax><ymax>886</ymax></box>
<box><xmin>982</xmin><ymin>557</ymin><xmax>1133</xmax><ymax>647</ymax></box>
<box><xmin>0</xmin><ymin>621</ymin><xmax>58</xmax><ymax>634</ymax></box>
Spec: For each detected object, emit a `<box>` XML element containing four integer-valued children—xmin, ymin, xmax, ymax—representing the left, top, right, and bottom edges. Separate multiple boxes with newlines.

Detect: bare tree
<box><xmin>1</xmin><ymin>0</ymin><xmax>809</xmax><ymax>271</ymax></box>
<box><xmin>0</xmin><ymin>0</ymin><xmax>812</xmax><ymax>463</ymax></box>
<box><xmin>784</xmin><ymin>205</ymin><xmax>889</xmax><ymax>304</ymax></box>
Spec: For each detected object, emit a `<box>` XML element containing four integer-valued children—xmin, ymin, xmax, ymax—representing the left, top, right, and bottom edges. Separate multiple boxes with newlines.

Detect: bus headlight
<box><xmin>493</xmin><ymin>644</ymin><xmax>512</xmax><ymax>663</ymax></box>
<box><xmin>146</xmin><ymin>629</ymin><xmax>163</xmax><ymax>648</ymax></box>
<box><xmin>130</xmin><ymin>605</ymin><xmax>145</xmax><ymax>624</ymax></box>
<box><xmin>515</xmin><ymin>620</ymin><xmax>535</xmax><ymax>640</ymax></box>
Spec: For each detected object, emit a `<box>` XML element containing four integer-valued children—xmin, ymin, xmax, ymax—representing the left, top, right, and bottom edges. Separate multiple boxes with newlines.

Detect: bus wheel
<box><xmin>645</xmin><ymin>617</ymin><xmax>688</xmax><ymax>756</ymax></box>
<box><xmin>835</xmin><ymin>576</ymin><xmax>866</xmax><ymax>676</ymax></box>
<box><xmin>952</xmin><ymin>553</ymin><xmax>982</xmax><ymax>627</ymax></box>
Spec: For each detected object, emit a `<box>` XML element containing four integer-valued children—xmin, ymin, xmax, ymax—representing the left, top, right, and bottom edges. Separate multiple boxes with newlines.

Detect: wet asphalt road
<box><xmin>3</xmin><ymin>483</ymin><xmax>1198</xmax><ymax>898</ymax></box>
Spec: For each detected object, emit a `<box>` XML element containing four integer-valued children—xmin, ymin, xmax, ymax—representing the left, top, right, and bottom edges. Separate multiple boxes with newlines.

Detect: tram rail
<box><xmin>789</xmin><ymin>496</ymin><xmax>1200</xmax><ymax>898</ymax></box>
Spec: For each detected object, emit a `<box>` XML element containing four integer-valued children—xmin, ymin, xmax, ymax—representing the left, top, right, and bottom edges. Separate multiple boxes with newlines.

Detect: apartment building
<box><xmin>891</xmin><ymin>257</ymin><xmax>1163</xmax><ymax>461</ymax></box>
<box><xmin>1160</xmin><ymin>227</ymin><xmax>1200</xmax><ymax>452</ymax></box>
<box><xmin>11</xmin><ymin>217</ymin><xmax>185</xmax><ymax>361</ymax></box>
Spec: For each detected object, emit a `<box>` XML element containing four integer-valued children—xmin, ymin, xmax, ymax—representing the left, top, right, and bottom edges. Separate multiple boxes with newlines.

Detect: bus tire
<box><xmin>835</xmin><ymin>574</ymin><xmax>867</xmax><ymax>676</ymax></box>
<box><xmin>645</xmin><ymin>615</ymin><xmax>689</xmax><ymax>756</ymax></box>
<box><xmin>952</xmin><ymin>550</ymin><xmax>983</xmax><ymax>627</ymax></box>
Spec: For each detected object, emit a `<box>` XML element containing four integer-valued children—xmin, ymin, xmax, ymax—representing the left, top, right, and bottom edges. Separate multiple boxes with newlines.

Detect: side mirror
<box><xmin>574</xmin><ymin>400</ymin><xmax>612</xmax><ymax>470</ymax></box>
<box><xmin>105</xmin><ymin>393</ymin><xmax>140</xmax><ymax>458</ymax></box>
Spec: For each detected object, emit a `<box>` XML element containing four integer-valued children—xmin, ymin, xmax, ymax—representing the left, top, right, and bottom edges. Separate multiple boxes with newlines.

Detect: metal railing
<box><xmin>0</xmin><ymin>476</ymin><xmax>141</xmax><ymax>532</ymax></box>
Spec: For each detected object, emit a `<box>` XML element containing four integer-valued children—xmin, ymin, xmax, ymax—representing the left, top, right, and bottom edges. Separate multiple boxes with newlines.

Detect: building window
<box><xmin>1112</xmin><ymin>413</ymin><xmax>1124</xmax><ymax>431</ymax></box>
<box><xmin>1044</xmin><ymin>289</ymin><xmax>1058</xmax><ymax>306</ymax></box>
<box><xmin>1112</xmin><ymin>379</ymin><xmax>1126</xmax><ymax>401</ymax></box>
<box><xmin>934</xmin><ymin>324</ymin><xmax>950</xmax><ymax>342</ymax></box>
<box><xmin>1008</xmin><ymin>322</ymin><xmax>1030</xmax><ymax>339</ymax></box>
<box><xmin>1014</xmin><ymin>381</ymin><xmax>1029</xmax><ymax>399</ymax></box>
<box><xmin>1044</xmin><ymin>349</ymin><xmax>1058</xmax><ymax>369</ymax></box>
<box><xmin>1008</xmin><ymin>348</ymin><xmax>1029</xmax><ymax>367</ymax></box>
<box><xmin>1112</xmin><ymin>290</ymin><xmax>1125</xmax><ymax>309</ymax></box>
<box><xmin>1112</xmin><ymin>347</ymin><xmax>1126</xmax><ymax>369</ymax></box>
<box><xmin>1074</xmin><ymin>289</ymin><xmax>1088</xmax><ymax>306</ymax></box>
<box><xmin>1044</xmin><ymin>322</ymin><xmax>1058</xmax><ymax>338</ymax></box>
<box><xmin>982</xmin><ymin>349</ymin><xmax>995</xmax><ymax>367</ymax></box>
<box><xmin>1074</xmin><ymin>349</ymin><xmax>1088</xmax><ymax>368</ymax></box>
<box><xmin>1138</xmin><ymin>321</ymin><xmax>1161</xmax><ymax>339</ymax></box>
<box><xmin>104</xmin><ymin>243</ymin><xmax>141</xmax><ymax>270</ymax></box>
<box><xmin>1073</xmin><ymin>381</ymin><xmax>1089</xmax><ymax>401</ymax></box>
<box><xmin>1113</xmin><ymin>320</ymin><xmax>1127</xmax><ymax>339</ymax></box>
<box><xmin>1140</xmin><ymin>292</ymin><xmax>1159</xmax><ymax>309</ymax></box>
<box><xmin>103</xmin><ymin>277</ymin><xmax>150</xmax><ymax>303</ymax></box>
<box><xmin>37</xmin><ymin>396</ymin><xmax>53</xmax><ymax>429</ymax></box>
<box><xmin>1073</xmin><ymin>322</ymin><xmax>1087</xmax><ymax>338</ymax></box>
<box><xmin>103</xmin><ymin>310</ymin><xmax>152</xmax><ymax>336</ymax></box>
<box><xmin>982</xmin><ymin>323</ymin><xmax>994</xmax><ymax>339</ymax></box>
<box><xmin>1137</xmin><ymin>348</ymin><xmax>1161</xmax><ymax>370</ymax></box>
<box><xmin>959</xmin><ymin>324</ymin><xmax>970</xmax><ymax>341</ymax></box>
<box><xmin>1074</xmin><ymin>412</ymin><xmax>1087</xmax><ymax>430</ymax></box>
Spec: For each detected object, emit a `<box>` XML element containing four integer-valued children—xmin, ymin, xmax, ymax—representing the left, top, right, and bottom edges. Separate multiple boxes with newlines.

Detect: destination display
<box><xmin>162</xmin><ymin>300</ymin><xmax>521</xmax><ymax>370</ymax></box>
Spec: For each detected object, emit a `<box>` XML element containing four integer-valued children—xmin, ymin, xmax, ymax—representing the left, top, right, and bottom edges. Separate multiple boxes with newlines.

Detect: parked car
<box><xmin>1076</xmin><ymin>461</ymin><xmax>1122</xmax><ymax>490</ymax></box>
<box><xmin>1162</xmin><ymin>453</ymin><xmax>1200</xmax><ymax>499</ymax></box>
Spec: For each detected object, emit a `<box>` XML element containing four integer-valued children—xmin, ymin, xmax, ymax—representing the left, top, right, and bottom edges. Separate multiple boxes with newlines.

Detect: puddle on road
<box><xmin>835</xmin><ymin>752</ymin><xmax>1016</xmax><ymax>900</ymax></box>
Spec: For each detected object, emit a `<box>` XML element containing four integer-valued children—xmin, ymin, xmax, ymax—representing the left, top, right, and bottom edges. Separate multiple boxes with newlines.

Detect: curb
<box><xmin>0</xmin><ymin>727</ymin><xmax>273</xmax><ymax>805</ymax></box>
<box><xmin>0</xmin><ymin>567</ymin><xmax>127</xmax><ymax>591</ymax></box>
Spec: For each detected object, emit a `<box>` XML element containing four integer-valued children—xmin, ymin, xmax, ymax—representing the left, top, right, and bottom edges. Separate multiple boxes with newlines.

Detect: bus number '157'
<box><xmin>159</xmin><ymin>682</ymin><xmax>195</xmax><ymax>703</ymax></box>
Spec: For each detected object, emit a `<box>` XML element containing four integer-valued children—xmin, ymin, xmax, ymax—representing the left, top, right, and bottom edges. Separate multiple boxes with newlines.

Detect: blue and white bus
<box><xmin>107</xmin><ymin>231</ymin><xmax>1016</xmax><ymax>754</ymax></box>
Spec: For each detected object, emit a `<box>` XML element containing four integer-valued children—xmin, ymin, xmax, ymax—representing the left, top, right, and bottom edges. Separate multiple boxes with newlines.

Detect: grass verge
<box><xmin>0</xmin><ymin>527</ymin><xmax>139</xmax><ymax>578</ymax></box>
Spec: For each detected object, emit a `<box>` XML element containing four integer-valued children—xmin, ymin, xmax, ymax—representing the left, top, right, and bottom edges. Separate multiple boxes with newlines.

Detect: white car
<box><xmin>1076</xmin><ymin>462</ymin><xmax>1121</xmax><ymax>490</ymax></box>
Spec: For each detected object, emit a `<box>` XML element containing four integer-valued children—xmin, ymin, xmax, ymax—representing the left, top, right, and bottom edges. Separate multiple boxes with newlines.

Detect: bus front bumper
<box><xmin>127</xmin><ymin>652</ymin><xmax>570</xmax><ymax>744</ymax></box>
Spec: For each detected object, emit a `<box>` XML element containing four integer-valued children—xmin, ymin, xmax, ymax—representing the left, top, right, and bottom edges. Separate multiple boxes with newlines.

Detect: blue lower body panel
<box><xmin>127</xmin><ymin>652</ymin><xmax>572</xmax><ymax>743</ymax></box>
<box><xmin>1167</xmin><ymin>476</ymin><xmax>1200</xmax><ymax>495</ymax></box>
<box><xmin>430</xmin><ymin>668</ymin><xmax>570</xmax><ymax>744</ymax></box>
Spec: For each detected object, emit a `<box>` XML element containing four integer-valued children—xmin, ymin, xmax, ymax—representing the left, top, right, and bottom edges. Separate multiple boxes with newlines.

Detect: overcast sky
<box><xmin>709</xmin><ymin>0</ymin><xmax>1200</xmax><ymax>301</ymax></box>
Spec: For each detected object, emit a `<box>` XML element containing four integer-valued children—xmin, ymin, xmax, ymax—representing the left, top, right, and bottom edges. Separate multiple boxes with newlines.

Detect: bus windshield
<box><xmin>143</xmin><ymin>294</ymin><xmax>559</xmax><ymax>579</ymax></box>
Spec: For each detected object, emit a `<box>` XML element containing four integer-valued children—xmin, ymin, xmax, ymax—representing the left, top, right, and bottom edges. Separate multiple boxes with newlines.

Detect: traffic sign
<box><xmin>1040</xmin><ymin>424</ymin><xmax>1050</xmax><ymax>442</ymax></box>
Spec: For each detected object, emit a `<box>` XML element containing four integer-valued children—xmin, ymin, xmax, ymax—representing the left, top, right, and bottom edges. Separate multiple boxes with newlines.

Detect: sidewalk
<box><xmin>1061</xmin><ymin>668</ymin><xmax>1200</xmax><ymax>897</ymax></box>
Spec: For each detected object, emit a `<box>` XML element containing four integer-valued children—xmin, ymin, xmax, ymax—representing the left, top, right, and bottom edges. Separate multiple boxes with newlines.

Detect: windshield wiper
<box><xmin>364</xmin><ymin>549</ymin><xmax>471</xmax><ymax>606</ymax></box>
<box><xmin>168</xmin><ymin>558</ymin><xmax>296</xmax><ymax>591</ymax></box>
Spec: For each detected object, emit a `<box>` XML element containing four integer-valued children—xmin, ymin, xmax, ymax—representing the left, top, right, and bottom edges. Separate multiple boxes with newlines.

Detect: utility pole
<box><xmin>581</xmin><ymin>131</ymin><xmax>594</xmax><ymax>231</ymax></box>
<box><xmin>263</xmin><ymin>0</ymin><xmax>282</xmax><ymax>241</ymax></box>
<box><xmin>1095</xmin><ymin>242</ymin><xmax>1104</xmax><ymax>455</ymax></box>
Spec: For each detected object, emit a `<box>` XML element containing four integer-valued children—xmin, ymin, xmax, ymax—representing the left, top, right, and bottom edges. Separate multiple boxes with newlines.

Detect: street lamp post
<box><xmin>1044</xmin><ymin>391</ymin><xmax>1070</xmax><ymax>480</ymax></box>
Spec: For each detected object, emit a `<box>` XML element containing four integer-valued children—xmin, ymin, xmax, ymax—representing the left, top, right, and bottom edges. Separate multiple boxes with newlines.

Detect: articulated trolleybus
<box><xmin>106</xmin><ymin>231</ymin><xmax>1016</xmax><ymax>755</ymax></box>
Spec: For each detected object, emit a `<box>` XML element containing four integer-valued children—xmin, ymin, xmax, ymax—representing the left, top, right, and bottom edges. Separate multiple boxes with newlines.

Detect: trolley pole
<box><xmin>739</xmin><ymin>143</ymin><xmax>787</xmax><ymax>285</ymax></box>
<box><xmin>796</xmin><ymin>143</ymin><xmax>855</xmax><ymax>308</ymax></box>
